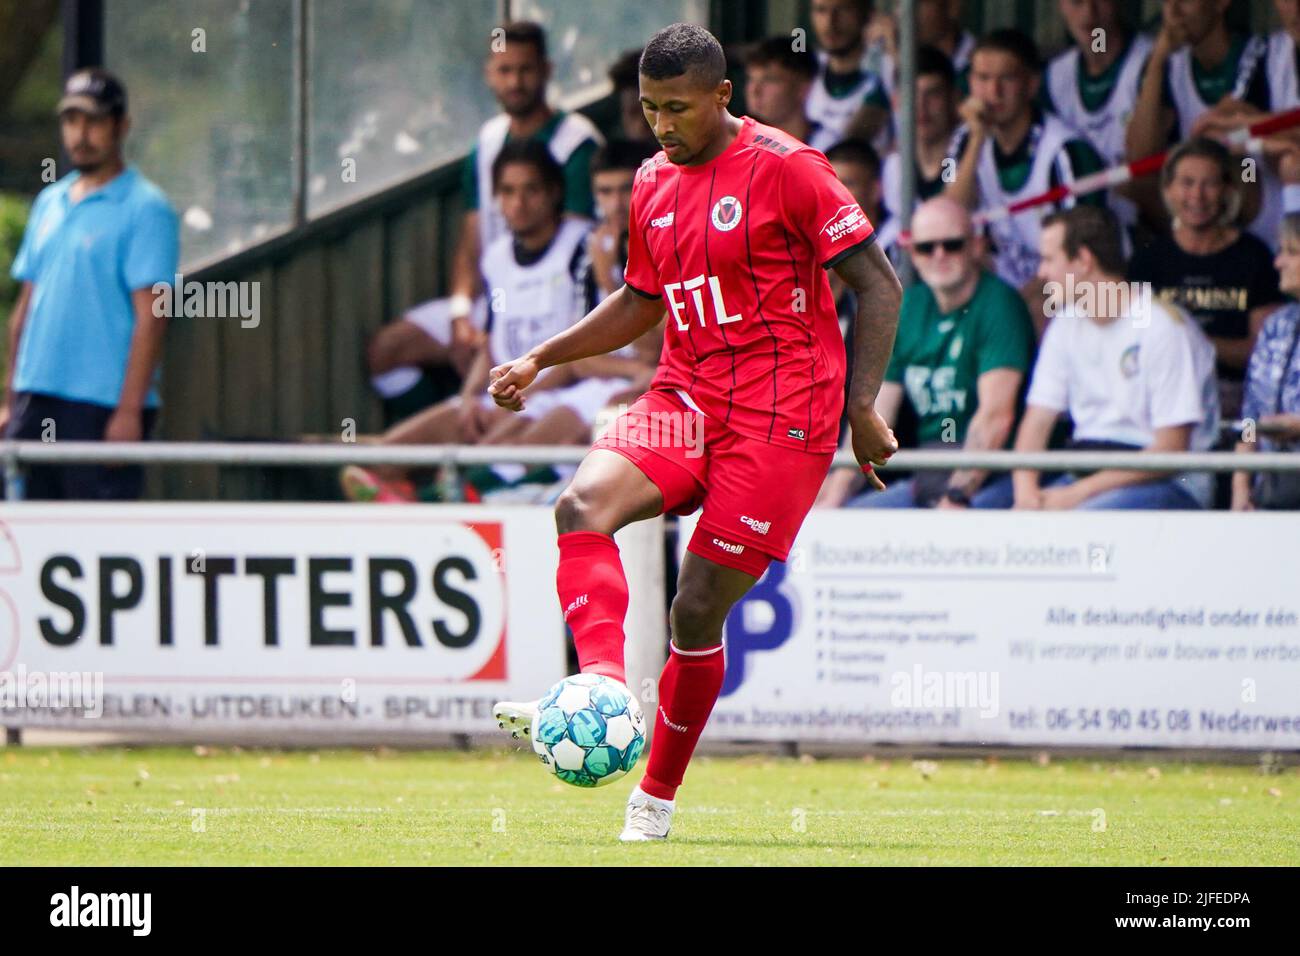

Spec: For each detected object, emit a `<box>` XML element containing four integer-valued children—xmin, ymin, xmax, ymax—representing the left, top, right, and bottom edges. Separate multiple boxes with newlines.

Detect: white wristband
<box><xmin>449</xmin><ymin>293</ymin><xmax>473</xmax><ymax>318</ymax></box>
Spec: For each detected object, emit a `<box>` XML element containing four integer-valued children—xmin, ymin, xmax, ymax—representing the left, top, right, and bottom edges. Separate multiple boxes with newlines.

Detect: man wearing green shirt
<box><xmin>817</xmin><ymin>197</ymin><xmax>1035</xmax><ymax>509</ymax></box>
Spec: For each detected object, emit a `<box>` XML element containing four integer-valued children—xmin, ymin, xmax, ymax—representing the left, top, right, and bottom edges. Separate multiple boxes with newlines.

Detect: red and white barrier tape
<box><xmin>904</xmin><ymin>106</ymin><xmax>1300</xmax><ymax>235</ymax></box>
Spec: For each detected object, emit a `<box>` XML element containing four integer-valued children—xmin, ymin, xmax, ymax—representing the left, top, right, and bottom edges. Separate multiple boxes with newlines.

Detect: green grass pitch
<box><xmin>2</xmin><ymin>746</ymin><xmax>1297</xmax><ymax>865</ymax></box>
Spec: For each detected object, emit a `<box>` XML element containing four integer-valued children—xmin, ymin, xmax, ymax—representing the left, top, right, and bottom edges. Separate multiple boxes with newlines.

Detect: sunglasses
<box><xmin>911</xmin><ymin>237</ymin><xmax>967</xmax><ymax>256</ymax></box>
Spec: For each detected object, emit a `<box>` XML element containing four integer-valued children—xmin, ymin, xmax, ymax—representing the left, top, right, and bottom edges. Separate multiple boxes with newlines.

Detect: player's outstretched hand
<box><xmin>488</xmin><ymin>356</ymin><xmax>540</xmax><ymax>412</ymax></box>
<box><xmin>850</xmin><ymin>408</ymin><xmax>898</xmax><ymax>493</ymax></box>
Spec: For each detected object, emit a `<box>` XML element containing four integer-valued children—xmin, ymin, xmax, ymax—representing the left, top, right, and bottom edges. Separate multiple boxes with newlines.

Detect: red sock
<box><xmin>640</xmin><ymin>643</ymin><xmax>725</xmax><ymax>801</ymax></box>
<box><xmin>556</xmin><ymin>531</ymin><xmax>628</xmax><ymax>684</ymax></box>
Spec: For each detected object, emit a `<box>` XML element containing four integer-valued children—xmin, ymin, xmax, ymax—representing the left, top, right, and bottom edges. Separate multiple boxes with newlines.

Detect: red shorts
<box><xmin>592</xmin><ymin>389</ymin><xmax>834</xmax><ymax>577</ymax></box>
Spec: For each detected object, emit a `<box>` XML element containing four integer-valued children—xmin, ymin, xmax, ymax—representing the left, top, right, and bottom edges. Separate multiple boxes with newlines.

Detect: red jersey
<box><xmin>623</xmin><ymin>116</ymin><xmax>876</xmax><ymax>453</ymax></box>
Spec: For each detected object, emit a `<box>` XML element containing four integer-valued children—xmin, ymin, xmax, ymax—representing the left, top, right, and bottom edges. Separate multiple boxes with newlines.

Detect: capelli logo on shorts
<box><xmin>740</xmin><ymin>515</ymin><xmax>771</xmax><ymax>535</ymax></box>
<box><xmin>787</xmin><ymin>428</ymin><xmax>806</xmax><ymax>440</ymax></box>
<box><xmin>711</xmin><ymin>538</ymin><xmax>745</xmax><ymax>555</ymax></box>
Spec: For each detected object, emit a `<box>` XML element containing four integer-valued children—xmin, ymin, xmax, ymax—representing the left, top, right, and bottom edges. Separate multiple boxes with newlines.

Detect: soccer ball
<box><xmin>531</xmin><ymin>674</ymin><xmax>646</xmax><ymax>788</ymax></box>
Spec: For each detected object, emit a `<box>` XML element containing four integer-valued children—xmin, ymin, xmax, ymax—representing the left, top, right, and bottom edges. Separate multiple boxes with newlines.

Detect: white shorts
<box><xmin>519</xmin><ymin>377</ymin><xmax>631</xmax><ymax>424</ymax></box>
<box><xmin>403</xmin><ymin>295</ymin><xmax>488</xmax><ymax>346</ymax></box>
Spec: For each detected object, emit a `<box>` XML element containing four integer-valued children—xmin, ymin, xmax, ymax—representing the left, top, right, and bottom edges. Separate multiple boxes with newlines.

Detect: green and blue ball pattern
<box><xmin>530</xmin><ymin>674</ymin><xmax>646</xmax><ymax>788</ymax></box>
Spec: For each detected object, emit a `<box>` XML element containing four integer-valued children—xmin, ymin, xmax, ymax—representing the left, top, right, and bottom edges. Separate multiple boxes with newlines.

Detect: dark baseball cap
<box><xmin>57</xmin><ymin>67</ymin><xmax>128</xmax><ymax>117</ymax></box>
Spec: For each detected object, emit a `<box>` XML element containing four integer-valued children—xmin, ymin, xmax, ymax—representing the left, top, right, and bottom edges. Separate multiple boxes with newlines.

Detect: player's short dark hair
<box><xmin>915</xmin><ymin>44</ymin><xmax>956</xmax><ymax>87</ymax></box>
<box><xmin>491</xmin><ymin>139</ymin><xmax>564</xmax><ymax>203</ymax></box>
<box><xmin>744</xmin><ymin>36</ymin><xmax>817</xmax><ymax>81</ymax></box>
<box><xmin>608</xmin><ymin>48</ymin><xmax>643</xmax><ymax>92</ymax></box>
<box><xmin>1042</xmin><ymin>206</ymin><xmax>1127</xmax><ymax>277</ymax></box>
<box><xmin>972</xmin><ymin>28</ymin><xmax>1040</xmax><ymax>73</ymax></box>
<box><xmin>591</xmin><ymin>139</ymin><xmax>658</xmax><ymax>176</ymax></box>
<box><xmin>495</xmin><ymin>20</ymin><xmax>547</xmax><ymax>60</ymax></box>
<box><xmin>639</xmin><ymin>23</ymin><xmax>727</xmax><ymax>89</ymax></box>
<box><xmin>824</xmin><ymin>138</ymin><xmax>882</xmax><ymax>180</ymax></box>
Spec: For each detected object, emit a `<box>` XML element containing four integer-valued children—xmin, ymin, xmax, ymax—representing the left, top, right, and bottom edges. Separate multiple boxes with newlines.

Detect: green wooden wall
<box><xmin>151</xmin><ymin>163</ymin><xmax>463</xmax><ymax>501</ymax></box>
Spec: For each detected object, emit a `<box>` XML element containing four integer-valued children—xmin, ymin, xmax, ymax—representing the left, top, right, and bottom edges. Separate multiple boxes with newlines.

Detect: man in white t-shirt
<box><xmin>1012</xmin><ymin>206</ymin><xmax>1219</xmax><ymax>510</ymax></box>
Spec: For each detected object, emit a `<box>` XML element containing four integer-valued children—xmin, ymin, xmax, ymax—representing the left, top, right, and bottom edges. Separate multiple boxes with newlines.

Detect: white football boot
<box><xmin>619</xmin><ymin>785</ymin><xmax>675</xmax><ymax>842</ymax></box>
<box><xmin>493</xmin><ymin>698</ymin><xmax>539</xmax><ymax>740</ymax></box>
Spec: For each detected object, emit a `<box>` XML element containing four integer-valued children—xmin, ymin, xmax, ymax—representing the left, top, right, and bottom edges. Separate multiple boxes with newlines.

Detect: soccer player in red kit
<box><xmin>489</xmin><ymin>23</ymin><xmax>901</xmax><ymax>841</ymax></box>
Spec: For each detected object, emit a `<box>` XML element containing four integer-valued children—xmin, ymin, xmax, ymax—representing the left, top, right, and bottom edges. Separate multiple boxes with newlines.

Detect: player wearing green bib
<box><xmin>948</xmin><ymin>30</ymin><xmax>1107</xmax><ymax>299</ymax></box>
<box><xmin>1042</xmin><ymin>1</ymin><xmax>1154</xmax><ymax>231</ymax></box>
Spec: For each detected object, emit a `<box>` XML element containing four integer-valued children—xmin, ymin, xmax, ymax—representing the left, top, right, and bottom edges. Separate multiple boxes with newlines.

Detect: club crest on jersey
<box><xmin>711</xmin><ymin>196</ymin><xmax>743</xmax><ymax>232</ymax></box>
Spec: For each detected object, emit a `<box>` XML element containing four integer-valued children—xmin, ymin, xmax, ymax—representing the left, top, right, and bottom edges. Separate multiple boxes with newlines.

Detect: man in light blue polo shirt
<box><xmin>2</xmin><ymin>67</ymin><xmax>178</xmax><ymax>499</ymax></box>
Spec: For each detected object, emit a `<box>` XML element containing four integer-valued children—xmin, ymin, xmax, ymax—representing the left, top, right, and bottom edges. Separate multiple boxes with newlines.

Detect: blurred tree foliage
<box><xmin>0</xmin><ymin>193</ymin><xmax>29</xmax><ymax>370</ymax></box>
<box><xmin>0</xmin><ymin>0</ymin><xmax>61</xmax><ymax>196</ymax></box>
<box><xmin>0</xmin><ymin>0</ymin><xmax>58</xmax><ymax>112</ymax></box>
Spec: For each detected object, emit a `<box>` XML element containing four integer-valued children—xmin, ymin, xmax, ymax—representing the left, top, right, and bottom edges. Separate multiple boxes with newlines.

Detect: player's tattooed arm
<box><xmin>834</xmin><ymin>241</ymin><xmax>902</xmax><ymax>486</ymax></box>
<box><xmin>836</xmin><ymin>240</ymin><xmax>901</xmax><ymax>413</ymax></box>
<box><xmin>488</xmin><ymin>285</ymin><xmax>664</xmax><ymax>411</ymax></box>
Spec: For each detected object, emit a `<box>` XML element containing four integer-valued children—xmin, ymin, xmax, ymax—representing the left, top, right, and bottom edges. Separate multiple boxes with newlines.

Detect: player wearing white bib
<box><xmin>1196</xmin><ymin>0</ymin><xmax>1300</xmax><ymax>228</ymax></box>
<box><xmin>1263</xmin><ymin>0</ymin><xmax>1300</xmax><ymax>208</ymax></box>
<box><xmin>880</xmin><ymin>45</ymin><xmax>961</xmax><ymax>221</ymax></box>
<box><xmin>366</xmin><ymin>22</ymin><xmax>602</xmax><ymax>415</ymax></box>
<box><xmin>1127</xmin><ymin>0</ymin><xmax>1279</xmax><ymax>248</ymax></box>
<box><xmin>948</xmin><ymin>30</ymin><xmax>1107</xmax><ymax>305</ymax></box>
<box><xmin>1043</xmin><ymin>1</ymin><xmax>1153</xmax><ymax>231</ymax></box>
<box><xmin>1267</xmin><ymin>2</ymin><xmax>1299</xmax><ymax>109</ymax></box>
<box><xmin>454</xmin><ymin>22</ymin><xmax>603</xmax><ymax>326</ymax></box>
<box><xmin>341</xmin><ymin>142</ymin><xmax>640</xmax><ymax>504</ymax></box>
<box><xmin>807</xmin><ymin>0</ymin><xmax>893</xmax><ymax>152</ymax></box>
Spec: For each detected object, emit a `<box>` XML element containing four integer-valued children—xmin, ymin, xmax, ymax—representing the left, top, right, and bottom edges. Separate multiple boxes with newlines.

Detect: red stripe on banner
<box><xmin>1236</xmin><ymin>106</ymin><xmax>1300</xmax><ymax>141</ymax></box>
<box><xmin>1128</xmin><ymin>151</ymin><xmax>1167</xmax><ymax>180</ymax></box>
<box><xmin>898</xmin><ymin>108</ymin><xmax>1300</xmax><ymax>244</ymax></box>
<box><xmin>1006</xmin><ymin>184</ymin><xmax>1070</xmax><ymax>215</ymax></box>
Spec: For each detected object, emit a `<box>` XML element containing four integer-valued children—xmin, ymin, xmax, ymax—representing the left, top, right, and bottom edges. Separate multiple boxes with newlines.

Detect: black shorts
<box><xmin>4</xmin><ymin>392</ymin><xmax>157</xmax><ymax>500</ymax></box>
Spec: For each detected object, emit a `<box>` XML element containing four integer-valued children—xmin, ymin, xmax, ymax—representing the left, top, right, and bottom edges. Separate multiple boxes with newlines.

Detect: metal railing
<box><xmin>2</xmin><ymin>440</ymin><xmax>1296</xmax><ymax>502</ymax></box>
